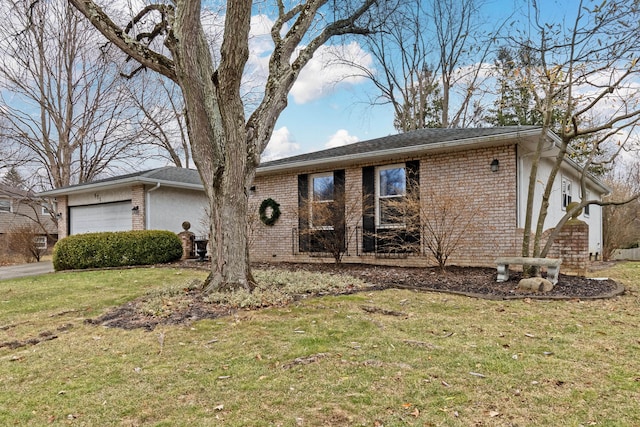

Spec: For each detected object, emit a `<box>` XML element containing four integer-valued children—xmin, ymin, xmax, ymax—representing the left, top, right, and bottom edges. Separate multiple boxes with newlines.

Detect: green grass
<box><xmin>1</xmin><ymin>263</ymin><xmax>639</xmax><ymax>426</ymax></box>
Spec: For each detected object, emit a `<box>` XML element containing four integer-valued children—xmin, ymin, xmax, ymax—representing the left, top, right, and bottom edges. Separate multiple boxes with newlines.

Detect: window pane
<box><xmin>562</xmin><ymin>178</ymin><xmax>572</xmax><ymax>208</ymax></box>
<box><xmin>379</xmin><ymin>198</ymin><xmax>404</xmax><ymax>225</ymax></box>
<box><xmin>311</xmin><ymin>202</ymin><xmax>331</xmax><ymax>227</ymax></box>
<box><xmin>379</xmin><ymin>168</ymin><xmax>406</xmax><ymax>197</ymax></box>
<box><xmin>313</xmin><ymin>175</ymin><xmax>334</xmax><ymax>201</ymax></box>
<box><xmin>0</xmin><ymin>199</ymin><xmax>10</xmax><ymax>212</ymax></box>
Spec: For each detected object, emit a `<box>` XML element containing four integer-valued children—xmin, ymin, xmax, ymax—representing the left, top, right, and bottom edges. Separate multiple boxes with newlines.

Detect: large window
<box><xmin>310</xmin><ymin>172</ymin><xmax>334</xmax><ymax>229</ymax></box>
<box><xmin>561</xmin><ymin>176</ymin><xmax>572</xmax><ymax>210</ymax></box>
<box><xmin>0</xmin><ymin>199</ymin><xmax>11</xmax><ymax>213</ymax></box>
<box><xmin>377</xmin><ymin>164</ymin><xmax>406</xmax><ymax>226</ymax></box>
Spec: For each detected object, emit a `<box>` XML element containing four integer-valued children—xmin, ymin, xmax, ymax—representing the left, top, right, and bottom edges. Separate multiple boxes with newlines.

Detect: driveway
<box><xmin>0</xmin><ymin>261</ymin><xmax>54</xmax><ymax>281</ymax></box>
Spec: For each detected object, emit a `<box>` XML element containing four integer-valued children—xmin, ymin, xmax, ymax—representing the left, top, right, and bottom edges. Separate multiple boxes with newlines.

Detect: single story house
<box><xmin>40</xmin><ymin>126</ymin><xmax>608</xmax><ymax>267</ymax></box>
<box><xmin>0</xmin><ymin>184</ymin><xmax>58</xmax><ymax>251</ymax></box>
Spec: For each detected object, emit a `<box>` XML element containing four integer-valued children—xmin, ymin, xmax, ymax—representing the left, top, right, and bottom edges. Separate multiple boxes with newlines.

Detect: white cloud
<box><xmin>262</xmin><ymin>127</ymin><xmax>300</xmax><ymax>161</ymax></box>
<box><xmin>242</xmin><ymin>17</ymin><xmax>374</xmax><ymax>107</ymax></box>
<box><xmin>290</xmin><ymin>42</ymin><xmax>373</xmax><ymax>104</ymax></box>
<box><xmin>249</xmin><ymin>14</ymin><xmax>278</xmax><ymax>56</ymax></box>
<box><xmin>325</xmin><ymin>129</ymin><xmax>359</xmax><ymax>149</ymax></box>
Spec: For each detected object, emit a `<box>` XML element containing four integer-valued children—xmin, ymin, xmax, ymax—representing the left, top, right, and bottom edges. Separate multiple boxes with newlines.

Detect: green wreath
<box><xmin>259</xmin><ymin>198</ymin><xmax>281</xmax><ymax>226</ymax></box>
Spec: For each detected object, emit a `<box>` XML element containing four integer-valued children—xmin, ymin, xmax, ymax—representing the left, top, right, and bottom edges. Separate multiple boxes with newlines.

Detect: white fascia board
<box><xmin>528</xmin><ymin>130</ymin><xmax>610</xmax><ymax>195</ymax></box>
<box><xmin>561</xmin><ymin>154</ymin><xmax>610</xmax><ymax>195</ymax></box>
<box><xmin>256</xmin><ymin>128</ymin><xmax>543</xmax><ymax>176</ymax></box>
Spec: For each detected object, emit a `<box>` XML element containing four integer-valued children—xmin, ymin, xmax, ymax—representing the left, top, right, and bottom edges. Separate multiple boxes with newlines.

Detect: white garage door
<box><xmin>69</xmin><ymin>201</ymin><xmax>132</xmax><ymax>235</ymax></box>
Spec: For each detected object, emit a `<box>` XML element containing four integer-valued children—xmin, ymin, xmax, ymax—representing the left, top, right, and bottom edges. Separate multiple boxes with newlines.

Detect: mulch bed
<box><xmin>85</xmin><ymin>261</ymin><xmax>624</xmax><ymax>331</ymax></box>
<box><xmin>265</xmin><ymin>262</ymin><xmax>624</xmax><ymax>300</ymax></box>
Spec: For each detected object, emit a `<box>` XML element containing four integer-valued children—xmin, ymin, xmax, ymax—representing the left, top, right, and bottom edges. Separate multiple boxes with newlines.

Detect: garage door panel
<box><xmin>70</xmin><ymin>201</ymin><xmax>132</xmax><ymax>235</ymax></box>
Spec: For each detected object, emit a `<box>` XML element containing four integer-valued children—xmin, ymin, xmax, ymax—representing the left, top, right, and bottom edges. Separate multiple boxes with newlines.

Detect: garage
<box><xmin>69</xmin><ymin>201</ymin><xmax>132</xmax><ymax>235</ymax></box>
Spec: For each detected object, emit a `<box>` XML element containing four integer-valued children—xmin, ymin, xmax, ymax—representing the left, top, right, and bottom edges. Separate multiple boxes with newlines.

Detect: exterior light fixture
<box><xmin>490</xmin><ymin>159</ymin><xmax>499</xmax><ymax>173</ymax></box>
<box><xmin>131</xmin><ymin>206</ymin><xmax>139</xmax><ymax>211</ymax></box>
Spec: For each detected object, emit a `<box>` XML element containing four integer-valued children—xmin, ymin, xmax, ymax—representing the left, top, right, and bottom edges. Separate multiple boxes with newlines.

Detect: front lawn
<box><xmin>1</xmin><ymin>263</ymin><xmax>639</xmax><ymax>426</ymax></box>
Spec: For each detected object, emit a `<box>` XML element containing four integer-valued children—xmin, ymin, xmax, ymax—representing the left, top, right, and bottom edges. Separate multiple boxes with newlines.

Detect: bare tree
<box><xmin>0</xmin><ymin>0</ymin><xmax>149</xmax><ymax>189</ymax></box>
<box><xmin>486</xmin><ymin>45</ymin><xmax>612</xmax><ymax>177</ymax></box>
<box><xmin>383</xmin><ymin>181</ymin><xmax>477</xmax><ymax>270</ymax></box>
<box><xmin>515</xmin><ymin>0</ymin><xmax>640</xmax><ymax>262</ymax></box>
<box><xmin>125</xmin><ymin>74</ymin><xmax>192</xmax><ymax>168</ymax></box>
<box><xmin>7</xmin><ymin>224</ymin><xmax>47</xmax><ymax>262</ymax></box>
<box><xmin>68</xmin><ymin>0</ymin><xmax>385</xmax><ymax>292</ymax></box>
<box><xmin>353</xmin><ymin>0</ymin><xmax>501</xmax><ymax>131</ymax></box>
<box><xmin>602</xmin><ymin>158</ymin><xmax>640</xmax><ymax>259</ymax></box>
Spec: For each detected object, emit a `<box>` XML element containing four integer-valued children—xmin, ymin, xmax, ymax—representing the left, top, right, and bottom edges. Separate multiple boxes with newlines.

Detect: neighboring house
<box><xmin>40</xmin><ymin>126</ymin><xmax>608</xmax><ymax>267</ymax></box>
<box><xmin>0</xmin><ymin>184</ymin><xmax>58</xmax><ymax>251</ymax></box>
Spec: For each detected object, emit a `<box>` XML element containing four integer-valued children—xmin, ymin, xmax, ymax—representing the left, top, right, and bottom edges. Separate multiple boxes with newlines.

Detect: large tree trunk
<box><xmin>204</xmin><ymin>167</ymin><xmax>256</xmax><ymax>293</ymax></box>
<box><xmin>67</xmin><ymin>0</ymin><xmax>380</xmax><ymax>294</ymax></box>
<box><xmin>171</xmin><ymin>0</ymin><xmax>255</xmax><ymax>292</ymax></box>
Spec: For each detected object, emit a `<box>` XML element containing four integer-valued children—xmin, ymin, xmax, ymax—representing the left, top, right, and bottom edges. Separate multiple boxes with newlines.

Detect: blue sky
<box><xmin>264</xmin><ymin>0</ymin><xmax>582</xmax><ymax>159</ymax></box>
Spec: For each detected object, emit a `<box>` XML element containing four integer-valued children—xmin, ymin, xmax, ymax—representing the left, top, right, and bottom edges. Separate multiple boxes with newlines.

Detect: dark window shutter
<box><xmin>405</xmin><ymin>160</ymin><xmax>420</xmax><ymax>249</ymax></box>
<box><xmin>298</xmin><ymin>174</ymin><xmax>309</xmax><ymax>251</ymax></box>
<box><xmin>362</xmin><ymin>166</ymin><xmax>375</xmax><ymax>252</ymax></box>
<box><xmin>333</xmin><ymin>170</ymin><xmax>346</xmax><ymax>251</ymax></box>
<box><xmin>406</xmin><ymin>160</ymin><xmax>420</xmax><ymax>196</ymax></box>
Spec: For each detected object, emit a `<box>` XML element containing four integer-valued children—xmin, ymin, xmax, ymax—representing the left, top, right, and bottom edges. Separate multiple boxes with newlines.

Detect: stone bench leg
<box><xmin>496</xmin><ymin>264</ymin><xmax>509</xmax><ymax>282</ymax></box>
<box><xmin>546</xmin><ymin>265</ymin><xmax>560</xmax><ymax>285</ymax></box>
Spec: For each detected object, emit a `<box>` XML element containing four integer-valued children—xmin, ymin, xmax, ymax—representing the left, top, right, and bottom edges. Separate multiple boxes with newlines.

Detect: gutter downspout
<box><xmin>146</xmin><ymin>183</ymin><xmax>161</xmax><ymax>230</ymax></box>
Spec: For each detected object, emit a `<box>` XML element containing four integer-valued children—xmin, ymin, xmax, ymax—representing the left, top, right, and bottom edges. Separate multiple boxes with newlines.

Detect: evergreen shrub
<box><xmin>53</xmin><ymin>230</ymin><xmax>183</xmax><ymax>271</ymax></box>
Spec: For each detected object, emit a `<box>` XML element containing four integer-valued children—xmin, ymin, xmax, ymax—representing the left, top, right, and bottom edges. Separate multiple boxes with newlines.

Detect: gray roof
<box><xmin>42</xmin><ymin>126</ymin><xmax>609</xmax><ymax>196</ymax></box>
<box><xmin>260</xmin><ymin>126</ymin><xmax>541</xmax><ymax>169</ymax></box>
<box><xmin>0</xmin><ymin>183</ymin><xmax>39</xmax><ymax>199</ymax></box>
<box><xmin>39</xmin><ymin>166</ymin><xmax>204</xmax><ymax>196</ymax></box>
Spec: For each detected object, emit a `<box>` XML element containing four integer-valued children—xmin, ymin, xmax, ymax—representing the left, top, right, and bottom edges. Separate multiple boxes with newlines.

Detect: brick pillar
<box><xmin>550</xmin><ymin>219</ymin><xmax>589</xmax><ymax>276</ymax></box>
<box><xmin>178</xmin><ymin>221</ymin><xmax>195</xmax><ymax>259</ymax></box>
<box><xmin>57</xmin><ymin>195</ymin><xmax>68</xmax><ymax>238</ymax></box>
<box><xmin>178</xmin><ymin>231</ymin><xmax>195</xmax><ymax>259</ymax></box>
<box><xmin>131</xmin><ymin>184</ymin><xmax>145</xmax><ymax>231</ymax></box>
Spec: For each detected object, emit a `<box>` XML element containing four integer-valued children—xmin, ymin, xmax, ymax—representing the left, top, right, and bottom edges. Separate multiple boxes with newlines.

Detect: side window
<box><xmin>310</xmin><ymin>172</ymin><xmax>334</xmax><ymax>229</ymax></box>
<box><xmin>0</xmin><ymin>199</ymin><xmax>11</xmax><ymax>213</ymax></box>
<box><xmin>584</xmin><ymin>190</ymin><xmax>590</xmax><ymax>217</ymax></box>
<box><xmin>377</xmin><ymin>164</ymin><xmax>406</xmax><ymax>226</ymax></box>
<box><xmin>41</xmin><ymin>203</ymin><xmax>55</xmax><ymax>215</ymax></box>
<box><xmin>561</xmin><ymin>176</ymin><xmax>572</xmax><ymax>210</ymax></box>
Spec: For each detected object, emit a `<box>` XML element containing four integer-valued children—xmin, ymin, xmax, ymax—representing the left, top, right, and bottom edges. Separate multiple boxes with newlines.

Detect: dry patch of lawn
<box><xmin>1</xmin><ymin>263</ymin><xmax>639</xmax><ymax>426</ymax></box>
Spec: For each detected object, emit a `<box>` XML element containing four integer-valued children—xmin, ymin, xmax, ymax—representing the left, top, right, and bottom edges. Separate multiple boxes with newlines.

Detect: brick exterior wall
<box><xmin>419</xmin><ymin>145</ymin><xmax>518</xmax><ymax>266</ymax></box>
<box><xmin>249</xmin><ymin>144</ymin><xmax>520</xmax><ymax>267</ymax></box>
<box><xmin>57</xmin><ymin>195</ymin><xmax>68</xmax><ymax>239</ymax></box>
<box><xmin>249</xmin><ymin>174</ymin><xmax>299</xmax><ymax>262</ymax></box>
<box><xmin>131</xmin><ymin>184</ymin><xmax>145</xmax><ymax>231</ymax></box>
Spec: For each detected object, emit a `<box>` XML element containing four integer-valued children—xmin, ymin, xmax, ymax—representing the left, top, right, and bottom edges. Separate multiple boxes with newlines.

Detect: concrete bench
<box><xmin>495</xmin><ymin>257</ymin><xmax>562</xmax><ymax>285</ymax></box>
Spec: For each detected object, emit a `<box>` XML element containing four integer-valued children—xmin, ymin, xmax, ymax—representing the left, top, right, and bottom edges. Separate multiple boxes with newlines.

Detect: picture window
<box><xmin>310</xmin><ymin>173</ymin><xmax>334</xmax><ymax>229</ymax></box>
<box><xmin>376</xmin><ymin>164</ymin><xmax>406</xmax><ymax>227</ymax></box>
